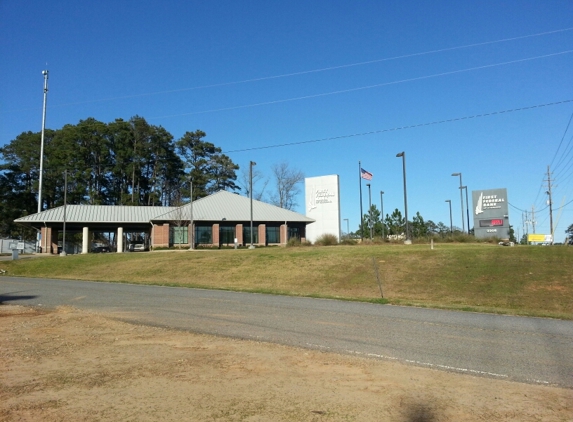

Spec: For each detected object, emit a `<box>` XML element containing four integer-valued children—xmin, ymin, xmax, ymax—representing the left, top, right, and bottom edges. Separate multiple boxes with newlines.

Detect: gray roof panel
<box><xmin>15</xmin><ymin>191</ymin><xmax>314</xmax><ymax>224</ymax></box>
<box><xmin>153</xmin><ymin>191</ymin><xmax>314</xmax><ymax>222</ymax></box>
<box><xmin>15</xmin><ymin>205</ymin><xmax>178</xmax><ymax>224</ymax></box>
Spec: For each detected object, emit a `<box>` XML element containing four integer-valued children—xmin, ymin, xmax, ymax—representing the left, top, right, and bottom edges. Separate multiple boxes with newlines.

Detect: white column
<box><xmin>82</xmin><ymin>227</ymin><xmax>89</xmax><ymax>254</ymax></box>
<box><xmin>117</xmin><ymin>227</ymin><xmax>124</xmax><ymax>253</ymax></box>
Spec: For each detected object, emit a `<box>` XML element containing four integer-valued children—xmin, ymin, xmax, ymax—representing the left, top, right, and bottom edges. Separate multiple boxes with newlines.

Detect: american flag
<box><xmin>360</xmin><ymin>168</ymin><xmax>373</xmax><ymax>180</ymax></box>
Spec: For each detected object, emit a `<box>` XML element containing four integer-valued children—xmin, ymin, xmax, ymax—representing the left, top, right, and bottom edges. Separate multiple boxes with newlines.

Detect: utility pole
<box><xmin>545</xmin><ymin>166</ymin><xmax>554</xmax><ymax>243</ymax></box>
<box><xmin>531</xmin><ymin>205</ymin><xmax>536</xmax><ymax>234</ymax></box>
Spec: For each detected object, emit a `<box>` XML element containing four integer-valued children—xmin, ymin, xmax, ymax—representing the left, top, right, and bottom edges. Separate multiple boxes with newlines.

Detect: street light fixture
<box><xmin>366</xmin><ymin>183</ymin><xmax>372</xmax><ymax>241</ymax></box>
<box><xmin>249</xmin><ymin>161</ymin><xmax>256</xmax><ymax>249</ymax></box>
<box><xmin>396</xmin><ymin>152</ymin><xmax>411</xmax><ymax>244</ymax></box>
<box><xmin>380</xmin><ymin>191</ymin><xmax>385</xmax><ymax>241</ymax></box>
<box><xmin>452</xmin><ymin>173</ymin><xmax>465</xmax><ymax>234</ymax></box>
<box><xmin>445</xmin><ymin>200</ymin><xmax>453</xmax><ymax>236</ymax></box>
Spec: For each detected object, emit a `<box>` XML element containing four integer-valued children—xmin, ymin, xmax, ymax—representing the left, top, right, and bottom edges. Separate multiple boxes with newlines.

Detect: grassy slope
<box><xmin>2</xmin><ymin>244</ymin><xmax>572</xmax><ymax>319</ymax></box>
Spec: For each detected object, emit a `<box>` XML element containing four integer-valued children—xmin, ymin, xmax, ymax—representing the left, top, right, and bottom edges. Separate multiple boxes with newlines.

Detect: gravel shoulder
<box><xmin>1</xmin><ymin>305</ymin><xmax>571</xmax><ymax>421</ymax></box>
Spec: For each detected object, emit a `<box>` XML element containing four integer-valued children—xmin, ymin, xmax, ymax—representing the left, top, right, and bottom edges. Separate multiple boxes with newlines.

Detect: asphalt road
<box><xmin>2</xmin><ymin>276</ymin><xmax>572</xmax><ymax>388</ymax></box>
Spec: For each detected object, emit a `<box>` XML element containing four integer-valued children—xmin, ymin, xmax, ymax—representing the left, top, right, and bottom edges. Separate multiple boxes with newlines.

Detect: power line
<box><xmin>552</xmin><ymin>133</ymin><xmax>573</xmax><ymax>181</ymax></box>
<box><xmin>550</xmin><ymin>110</ymin><xmax>573</xmax><ymax>171</ymax></box>
<box><xmin>150</xmin><ymin>50</ymin><xmax>573</xmax><ymax>120</ymax></box>
<box><xmin>4</xmin><ymin>28</ymin><xmax>572</xmax><ymax>114</ymax></box>
<box><xmin>224</xmin><ymin>99</ymin><xmax>573</xmax><ymax>153</ymax></box>
<box><xmin>508</xmin><ymin>202</ymin><xmax>528</xmax><ymax>213</ymax></box>
<box><xmin>555</xmin><ymin>135</ymin><xmax>573</xmax><ymax>180</ymax></box>
<box><xmin>512</xmin><ymin>187</ymin><xmax>573</xmax><ymax>217</ymax></box>
<box><xmin>532</xmin><ymin>175</ymin><xmax>548</xmax><ymax>211</ymax></box>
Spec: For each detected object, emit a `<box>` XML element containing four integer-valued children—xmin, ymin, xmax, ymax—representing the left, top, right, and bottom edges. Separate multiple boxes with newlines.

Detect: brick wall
<box><xmin>258</xmin><ymin>224</ymin><xmax>266</xmax><ymax>246</ymax></box>
<box><xmin>212</xmin><ymin>224</ymin><xmax>220</xmax><ymax>245</ymax></box>
<box><xmin>236</xmin><ymin>224</ymin><xmax>243</xmax><ymax>246</ymax></box>
<box><xmin>152</xmin><ymin>223</ymin><xmax>170</xmax><ymax>248</ymax></box>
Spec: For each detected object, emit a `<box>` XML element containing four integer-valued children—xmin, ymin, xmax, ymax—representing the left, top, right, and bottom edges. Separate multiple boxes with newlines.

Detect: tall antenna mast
<box><xmin>38</xmin><ymin>69</ymin><xmax>49</xmax><ymax>213</ymax></box>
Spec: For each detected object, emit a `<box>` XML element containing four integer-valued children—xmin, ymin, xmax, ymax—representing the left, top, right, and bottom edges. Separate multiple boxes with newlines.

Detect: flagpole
<box><xmin>359</xmin><ymin>161</ymin><xmax>363</xmax><ymax>242</ymax></box>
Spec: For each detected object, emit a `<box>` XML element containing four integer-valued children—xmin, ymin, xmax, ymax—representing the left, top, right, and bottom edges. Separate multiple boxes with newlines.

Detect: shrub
<box><xmin>287</xmin><ymin>238</ymin><xmax>312</xmax><ymax>247</ymax></box>
<box><xmin>287</xmin><ymin>237</ymin><xmax>301</xmax><ymax>247</ymax></box>
<box><xmin>451</xmin><ymin>233</ymin><xmax>477</xmax><ymax>243</ymax></box>
<box><xmin>339</xmin><ymin>238</ymin><xmax>357</xmax><ymax>245</ymax></box>
<box><xmin>314</xmin><ymin>233</ymin><xmax>339</xmax><ymax>246</ymax></box>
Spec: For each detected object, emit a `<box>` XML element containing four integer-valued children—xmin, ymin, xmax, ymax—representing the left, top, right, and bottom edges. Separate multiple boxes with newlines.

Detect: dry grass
<box><xmin>2</xmin><ymin>243</ymin><xmax>572</xmax><ymax>318</ymax></box>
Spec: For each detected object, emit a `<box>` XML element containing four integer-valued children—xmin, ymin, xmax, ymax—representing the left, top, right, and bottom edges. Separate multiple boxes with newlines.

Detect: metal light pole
<box><xmin>343</xmin><ymin>218</ymin><xmax>349</xmax><ymax>238</ymax></box>
<box><xmin>249</xmin><ymin>161</ymin><xmax>256</xmax><ymax>249</ymax></box>
<box><xmin>461</xmin><ymin>185</ymin><xmax>470</xmax><ymax>234</ymax></box>
<box><xmin>380</xmin><ymin>191</ymin><xmax>385</xmax><ymax>241</ymax></box>
<box><xmin>452</xmin><ymin>173</ymin><xmax>465</xmax><ymax>234</ymax></box>
<box><xmin>445</xmin><ymin>200</ymin><xmax>453</xmax><ymax>236</ymax></box>
<box><xmin>366</xmin><ymin>183</ymin><xmax>372</xmax><ymax>240</ymax></box>
<box><xmin>188</xmin><ymin>179</ymin><xmax>194</xmax><ymax>250</ymax></box>
<box><xmin>396</xmin><ymin>152</ymin><xmax>410</xmax><ymax>243</ymax></box>
<box><xmin>358</xmin><ymin>161</ymin><xmax>364</xmax><ymax>242</ymax></box>
<box><xmin>60</xmin><ymin>170</ymin><xmax>67</xmax><ymax>256</ymax></box>
<box><xmin>38</xmin><ymin>70</ymin><xmax>49</xmax><ymax>214</ymax></box>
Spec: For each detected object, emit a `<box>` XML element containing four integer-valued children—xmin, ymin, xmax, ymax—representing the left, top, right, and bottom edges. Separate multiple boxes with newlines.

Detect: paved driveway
<box><xmin>2</xmin><ymin>276</ymin><xmax>572</xmax><ymax>388</ymax></box>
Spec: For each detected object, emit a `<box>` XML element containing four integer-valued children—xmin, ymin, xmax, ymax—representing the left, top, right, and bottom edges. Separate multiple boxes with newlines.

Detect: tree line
<box><xmin>0</xmin><ymin>115</ymin><xmax>308</xmax><ymax>240</ymax></box>
<box><xmin>0</xmin><ymin>116</ymin><xmax>243</xmax><ymax>238</ymax></box>
<box><xmin>356</xmin><ymin>205</ymin><xmax>463</xmax><ymax>240</ymax></box>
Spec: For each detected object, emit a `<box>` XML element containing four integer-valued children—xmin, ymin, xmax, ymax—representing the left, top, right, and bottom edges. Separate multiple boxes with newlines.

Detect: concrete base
<box><xmin>404</xmin><ymin>239</ymin><xmax>412</xmax><ymax>245</ymax></box>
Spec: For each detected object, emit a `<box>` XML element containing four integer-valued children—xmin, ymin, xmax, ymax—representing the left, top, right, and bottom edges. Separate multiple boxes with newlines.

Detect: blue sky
<box><xmin>2</xmin><ymin>1</ymin><xmax>573</xmax><ymax>239</ymax></box>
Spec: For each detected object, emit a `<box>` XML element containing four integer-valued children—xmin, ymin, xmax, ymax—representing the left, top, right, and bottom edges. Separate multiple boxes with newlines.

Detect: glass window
<box><xmin>266</xmin><ymin>226</ymin><xmax>280</xmax><ymax>244</ymax></box>
<box><xmin>288</xmin><ymin>226</ymin><xmax>300</xmax><ymax>240</ymax></box>
<box><xmin>195</xmin><ymin>226</ymin><xmax>212</xmax><ymax>245</ymax></box>
<box><xmin>219</xmin><ymin>226</ymin><xmax>235</xmax><ymax>246</ymax></box>
<box><xmin>243</xmin><ymin>225</ymin><xmax>258</xmax><ymax>245</ymax></box>
<box><xmin>170</xmin><ymin>226</ymin><xmax>188</xmax><ymax>245</ymax></box>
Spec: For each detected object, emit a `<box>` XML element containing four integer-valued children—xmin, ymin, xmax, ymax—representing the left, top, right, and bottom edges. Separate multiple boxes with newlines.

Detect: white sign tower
<box><xmin>305</xmin><ymin>175</ymin><xmax>341</xmax><ymax>243</ymax></box>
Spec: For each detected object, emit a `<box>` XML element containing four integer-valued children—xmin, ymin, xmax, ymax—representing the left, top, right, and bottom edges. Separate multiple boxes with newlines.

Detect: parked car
<box><xmin>130</xmin><ymin>243</ymin><xmax>146</xmax><ymax>252</ymax></box>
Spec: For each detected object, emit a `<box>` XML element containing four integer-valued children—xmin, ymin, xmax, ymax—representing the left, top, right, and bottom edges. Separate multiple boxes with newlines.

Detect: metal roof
<box><xmin>153</xmin><ymin>191</ymin><xmax>314</xmax><ymax>222</ymax></box>
<box><xmin>15</xmin><ymin>205</ymin><xmax>178</xmax><ymax>224</ymax></box>
<box><xmin>15</xmin><ymin>191</ymin><xmax>314</xmax><ymax>224</ymax></box>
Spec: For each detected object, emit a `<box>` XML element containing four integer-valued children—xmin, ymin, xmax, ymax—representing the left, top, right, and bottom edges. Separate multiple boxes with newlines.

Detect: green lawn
<box><xmin>2</xmin><ymin>243</ymin><xmax>572</xmax><ymax>319</ymax></box>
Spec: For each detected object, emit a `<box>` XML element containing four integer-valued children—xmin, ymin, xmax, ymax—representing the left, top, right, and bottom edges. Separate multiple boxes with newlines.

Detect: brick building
<box><xmin>15</xmin><ymin>191</ymin><xmax>314</xmax><ymax>254</ymax></box>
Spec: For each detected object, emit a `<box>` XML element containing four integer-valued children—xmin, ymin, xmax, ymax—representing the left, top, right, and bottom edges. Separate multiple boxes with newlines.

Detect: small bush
<box><xmin>287</xmin><ymin>237</ymin><xmax>301</xmax><ymax>247</ymax></box>
<box><xmin>314</xmin><ymin>233</ymin><xmax>339</xmax><ymax>246</ymax></box>
<box><xmin>287</xmin><ymin>238</ymin><xmax>312</xmax><ymax>247</ymax></box>
<box><xmin>452</xmin><ymin>233</ymin><xmax>477</xmax><ymax>243</ymax></box>
<box><xmin>339</xmin><ymin>238</ymin><xmax>357</xmax><ymax>246</ymax></box>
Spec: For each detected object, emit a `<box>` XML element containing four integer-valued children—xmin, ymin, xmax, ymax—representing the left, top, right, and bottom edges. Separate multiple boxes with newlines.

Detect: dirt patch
<box><xmin>1</xmin><ymin>305</ymin><xmax>571</xmax><ymax>421</ymax></box>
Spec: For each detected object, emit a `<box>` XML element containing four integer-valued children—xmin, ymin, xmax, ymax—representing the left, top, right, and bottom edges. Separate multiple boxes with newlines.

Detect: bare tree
<box><xmin>239</xmin><ymin>165</ymin><xmax>268</xmax><ymax>201</ymax></box>
<box><xmin>270</xmin><ymin>162</ymin><xmax>304</xmax><ymax>210</ymax></box>
<box><xmin>170</xmin><ymin>190</ymin><xmax>188</xmax><ymax>249</ymax></box>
